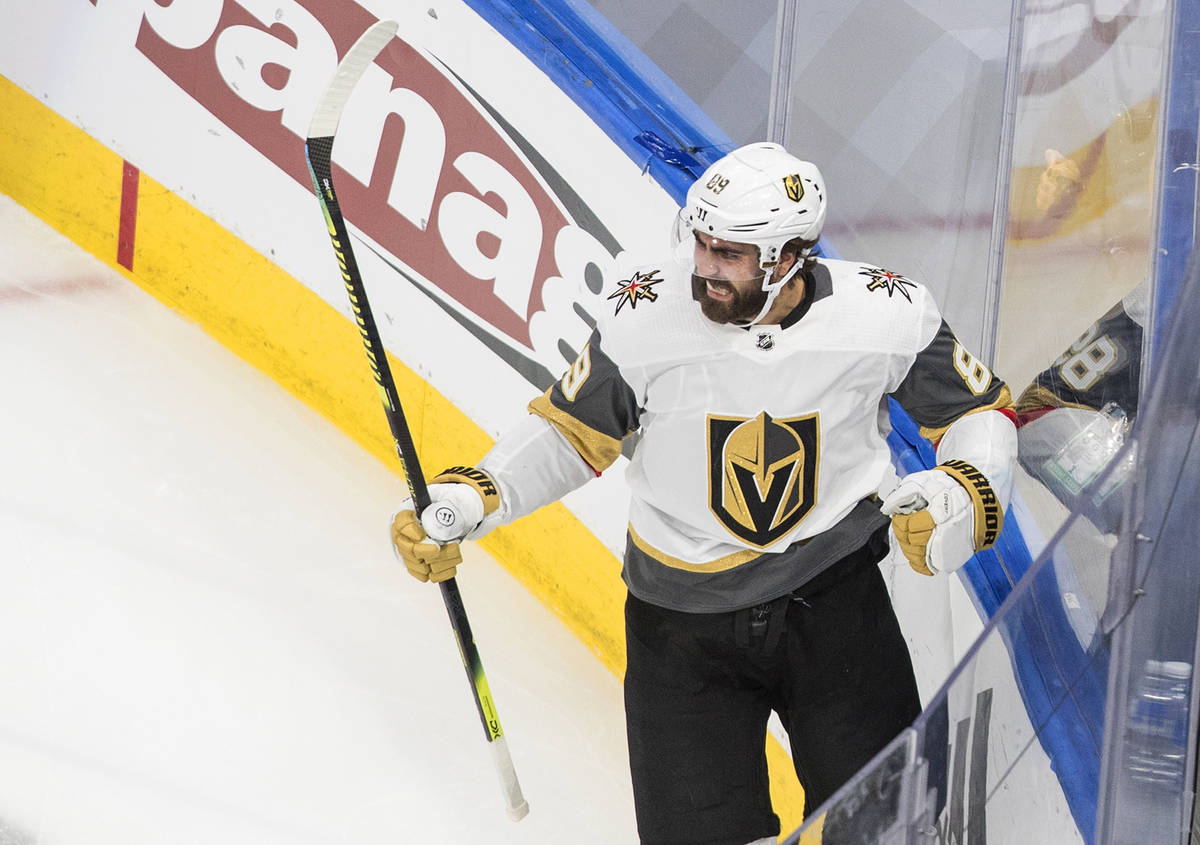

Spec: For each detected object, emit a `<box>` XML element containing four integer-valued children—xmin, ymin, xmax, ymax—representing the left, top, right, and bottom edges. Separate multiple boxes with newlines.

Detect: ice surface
<box><xmin>0</xmin><ymin>195</ymin><xmax>636</xmax><ymax>844</ymax></box>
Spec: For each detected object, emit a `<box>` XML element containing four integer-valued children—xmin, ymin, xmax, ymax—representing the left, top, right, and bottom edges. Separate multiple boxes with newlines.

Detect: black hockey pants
<box><xmin>623</xmin><ymin>527</ymin><xmax>922</xmax><ymax>845</ymax></box>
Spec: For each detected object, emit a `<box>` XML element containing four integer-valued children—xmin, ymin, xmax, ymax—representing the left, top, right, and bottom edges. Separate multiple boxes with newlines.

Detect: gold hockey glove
<box><xmin>390</xmin><ymin>466</ymin><xmax>501</xmax><ymax>583</ymax></box>
<box><xmin>881</xmin><ymin>462</ymin><xmax>1002</xmax><ymax>576</ymax></box>
<box><xmin>391</xmin><ymin>510</ymin><xmax>462</xmax><ymax>583</ymax></box>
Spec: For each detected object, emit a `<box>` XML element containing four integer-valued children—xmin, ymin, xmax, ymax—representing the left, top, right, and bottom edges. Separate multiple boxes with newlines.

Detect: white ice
<box><xmin>0</xmin><ymin>194</ymin><xmax>637</xmax><ymax>844</ymax></box>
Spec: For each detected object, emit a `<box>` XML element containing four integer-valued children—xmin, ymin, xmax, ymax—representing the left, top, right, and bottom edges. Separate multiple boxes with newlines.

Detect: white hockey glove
<box><xmin>390</xmin><ymin>466</ymin><xmax>500</xmax><ymax>583</ymax></box>
<box><xmin>880</xmin><ymin>461</ymin><xmax>1004</xmax><ymax>576</ymax></box>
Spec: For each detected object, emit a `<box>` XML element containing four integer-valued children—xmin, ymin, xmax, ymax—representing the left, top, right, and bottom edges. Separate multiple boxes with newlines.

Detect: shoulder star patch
<box><xmin>859</xmin><ymin>267</ymin><xmax>916</xmax><ymax>302</ymax></box>
<box><xmin>608</xmin><ymin>269</ymin><xmax>664</xmax><ymax>314</ymax></box>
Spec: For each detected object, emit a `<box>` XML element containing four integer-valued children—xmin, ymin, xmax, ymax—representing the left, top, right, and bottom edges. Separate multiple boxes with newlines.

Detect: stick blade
<box><xmin>307</xmin><ymin>19</ymin><xmax>399</xmax><ymax>139</ymax></box>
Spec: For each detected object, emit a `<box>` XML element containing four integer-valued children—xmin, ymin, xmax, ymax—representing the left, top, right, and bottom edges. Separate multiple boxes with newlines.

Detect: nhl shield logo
<box><xmin>783</xmin><ymin>174</ymin><xmax>805</xmax><ymax>203</ymax></box>
<box><xmin>707</xmin><ymin>411</ymin><xmax>820</xmax><ymax>547</ymax></box>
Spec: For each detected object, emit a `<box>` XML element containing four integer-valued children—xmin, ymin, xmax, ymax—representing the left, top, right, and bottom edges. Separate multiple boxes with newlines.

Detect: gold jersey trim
<box><xmin>528</xmin><ymin>390</ymin><xmax>624</xmax><ymax>472</ymax></box>
<box><xmin>628</xmin><ymin>524</ymin><xmax>764</xmax><ymax>573</ymax></box>
<box><xmin>1013</xmin><ymin>383</ymin><xmax>1100</xmax><ymax>415</ymax></box>
<box><xmin>918</xmin><ymin>386</ymin><xmax>1014</xmax><ymax>443</ymax></box>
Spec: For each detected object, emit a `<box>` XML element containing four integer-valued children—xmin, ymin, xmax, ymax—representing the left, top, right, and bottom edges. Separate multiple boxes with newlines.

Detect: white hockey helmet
<box><xmin>675</xmin><ymin>143</ymin><xmax>826</xmax><ymax>324</ymax></box>
<box><xmin>678</xmin><ymin>142</ymin><xmax>826</xmax><ymax>270</ymax></box>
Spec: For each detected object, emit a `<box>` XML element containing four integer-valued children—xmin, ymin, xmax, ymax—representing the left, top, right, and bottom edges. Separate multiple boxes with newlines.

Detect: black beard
<box><xmin>690</xmin><ymin>273</ymin><xmax>768</xmax><ymax>324</ymax></box>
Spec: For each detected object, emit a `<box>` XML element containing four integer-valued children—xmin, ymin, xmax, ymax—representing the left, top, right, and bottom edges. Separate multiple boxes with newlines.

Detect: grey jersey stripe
<box><xmin>622</xmin><ymin>499</ymin><xmax>888</xmax><ymax>613</ymax></box>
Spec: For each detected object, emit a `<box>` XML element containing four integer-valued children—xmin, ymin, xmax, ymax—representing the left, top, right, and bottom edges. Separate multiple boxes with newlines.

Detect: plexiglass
<box><xmin>772</xmin><ymin>0</ymin><xmax>1014</xmax><ymax>355</ymax></box>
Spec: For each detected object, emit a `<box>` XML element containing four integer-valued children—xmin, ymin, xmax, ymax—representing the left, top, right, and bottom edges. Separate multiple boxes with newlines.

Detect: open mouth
<box><xmin>705</xmin><ymin>280</ymin><xmax>733</xmax><ymax>301</ymax></box>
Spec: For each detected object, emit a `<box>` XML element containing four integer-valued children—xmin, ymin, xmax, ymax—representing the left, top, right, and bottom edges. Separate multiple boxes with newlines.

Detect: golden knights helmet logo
<box><xmin>783</xmin><ymin>173</ymin><xmax>805</xmax><ymax>203</ymax></box>
<box><xmin>707</xmin><ymin>411</ymin><xmax>820</xmax><ymax>547</ymax></box>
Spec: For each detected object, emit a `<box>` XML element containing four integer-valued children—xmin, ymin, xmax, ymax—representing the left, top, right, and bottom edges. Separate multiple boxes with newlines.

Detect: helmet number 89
<box><xmin>706</xmin><ymin>174</ymin><xmax>730</xmax><ymax>194</ymax></box>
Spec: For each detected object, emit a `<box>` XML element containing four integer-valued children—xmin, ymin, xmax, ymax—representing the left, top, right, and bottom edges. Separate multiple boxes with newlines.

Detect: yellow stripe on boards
<box><xmin>0</xmin><ymin>73</ymin><xmax>808</xmax><ymax>838</ymax></box>
<box><xmin>0</xmin><ymin>76</ymin><xmax>123</xmax><ymax>260</ymax></box>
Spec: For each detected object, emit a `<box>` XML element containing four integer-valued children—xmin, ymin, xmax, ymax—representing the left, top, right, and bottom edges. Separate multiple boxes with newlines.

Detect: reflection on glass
<box><xmin>1125</xmin><ymin>659</ymin><xmax>1192</xmax><ymax>790</ymax></box>
<box><xmin>780</xmin><ymin>534</ymin><xmax>1107</xmax><ymax>844</ymax></box>
<box><xmin>782</xmin><ymin>5</ymin><xmax>1178</xmax><ymax>844</ymax></box>
<box><xmin>999</xmin><ymin>2</ymin><xmax>1164</xmax><ymax>586</ymax></box>
<box><xmin>996</xmin><ymin>0</ymin><xmax>1163</xmax><ymax>404</ymax></box>
<box><xmin>784</xmin><ymin>514</ymin><xmax>1114</xmax><ymax>844</ymax></box>
<box><xmin>1012</xmin><ymin>148</ymin><xmax>1148</xmax><ymax>537</ymax></box>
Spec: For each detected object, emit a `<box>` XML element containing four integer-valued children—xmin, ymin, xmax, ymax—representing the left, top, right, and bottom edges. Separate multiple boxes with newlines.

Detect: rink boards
<box><xmin>2</xmin><ymin>0</ymin><xmax>1164</xmax><ymax>839</ymax></box>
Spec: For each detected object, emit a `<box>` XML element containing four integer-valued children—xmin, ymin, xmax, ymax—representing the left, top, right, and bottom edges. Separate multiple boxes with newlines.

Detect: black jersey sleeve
<box><xmin>1013</xmin><ymin>300</ymin><xmax>1143</xmax><ymax>421</ymax></box>
<box><xmin>528</xmin><ymin>328</ymin><xmax>642</xmax><ymax>472</ymax></box>
<box><xmin>891</xmin><ymin>319</ymin><xmax>1014</xmax><ymax>442</ymax></box>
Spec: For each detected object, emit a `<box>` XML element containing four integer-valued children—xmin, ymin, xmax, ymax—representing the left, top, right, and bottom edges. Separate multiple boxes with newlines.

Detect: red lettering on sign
<box><xmin>135</xmin><ymin>0</ymin><xmax>569</xmax><ymax>349</ymax></box>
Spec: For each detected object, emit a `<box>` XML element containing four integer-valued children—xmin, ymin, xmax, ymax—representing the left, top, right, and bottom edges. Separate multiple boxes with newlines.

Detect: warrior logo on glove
<box><xmin>940</xmin><ymin>459</ymin><xmax>1002</xmax><ymax>548</ymax></box>
<box><xmin>708</xmin><ymin>411</ymin><xmax>820</xmax><ymax>547</ymax></box>
<box><xmin>432</xmin><ymin>505</ymin><xmax>459</xmax><ymax>528</ymax></box>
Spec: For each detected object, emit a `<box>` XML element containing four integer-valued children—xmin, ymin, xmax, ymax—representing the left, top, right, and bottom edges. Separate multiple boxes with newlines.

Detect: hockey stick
<box><xmin>303</xmin><ymin>19</ymin><xmax>528</xmax><ymax>822</ymax></box>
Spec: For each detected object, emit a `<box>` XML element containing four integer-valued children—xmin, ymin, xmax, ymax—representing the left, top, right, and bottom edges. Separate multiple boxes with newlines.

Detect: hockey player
<box><xmin>391</xmin><ymin>143</ymin><xmax>1018</xmax><ymax>845</ymax></box>
<box><xmin>1015</xmin><ymin>145</ymin><xmax>1145</xmax><ymax>427</ymax></box>
<box><xmin>1013</xmin><ymin>148</ymin><xmax>1146</xmax><ymax>533</ymax></box>
<box><xmin>1014</xmin><ymin>282</ymin><xmax>1145</xmax><ymax>426</ymax></box>
<box><xmin>1013</xmin><ymin>148</ymin><xmax>1145</xmax><ymax>426</ymax></box>
<box><xmin>1010</xmin><ymin>284</ymin><xmax>1145</xmax><ymax>534</ymax></box>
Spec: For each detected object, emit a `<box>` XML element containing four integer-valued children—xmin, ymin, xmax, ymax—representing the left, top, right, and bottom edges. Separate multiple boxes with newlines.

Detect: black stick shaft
<box><xmin>302</xmin><ymin>22</ymin><xmax>526</xmax><ymax>819</ymax></box>
<box><xmin>305</xmin><ymin>140</ymin><xmax>500</xmax><ymax>740</ymax></box>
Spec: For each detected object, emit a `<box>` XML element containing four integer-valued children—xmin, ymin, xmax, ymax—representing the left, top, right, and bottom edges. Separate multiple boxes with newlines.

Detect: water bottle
<box><xmin>1042</xmin><ymin>402</ymin><xmax>1130</xmax><ymax>497</ymax></box>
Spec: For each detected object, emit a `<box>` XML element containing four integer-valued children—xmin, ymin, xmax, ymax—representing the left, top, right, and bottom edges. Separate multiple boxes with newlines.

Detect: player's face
<box><xmin>690</xmin><ymin>231</ymin><xmax>767</xmax><ymax>324</ymax></box>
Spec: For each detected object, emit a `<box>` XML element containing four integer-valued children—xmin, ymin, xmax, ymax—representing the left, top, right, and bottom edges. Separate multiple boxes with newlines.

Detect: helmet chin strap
<box><xmin>737</xmin><ymin>259</ymin><xmax>804</xmax><ymax>327</ymax></box>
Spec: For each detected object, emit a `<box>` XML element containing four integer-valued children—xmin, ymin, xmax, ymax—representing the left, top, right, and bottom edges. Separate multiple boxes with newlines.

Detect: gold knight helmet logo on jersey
<box><xmin>707</xmin><ymin>411</ymin><xmax>820</xmax><ymax>547</ymax></box>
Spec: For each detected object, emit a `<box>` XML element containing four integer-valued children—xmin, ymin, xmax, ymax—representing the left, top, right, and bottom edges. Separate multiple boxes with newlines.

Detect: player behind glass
<box><xmin>1014</xmin><ymin>148</ymin><xmax>1146</xmax><ymax>532</ymax></box>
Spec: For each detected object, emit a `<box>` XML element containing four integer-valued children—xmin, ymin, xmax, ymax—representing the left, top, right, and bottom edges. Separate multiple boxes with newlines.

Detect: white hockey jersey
<box><xmin>525</xmin><ymin>253</ymin><xmax>1013</xmax><ymax>612</ymax></box>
